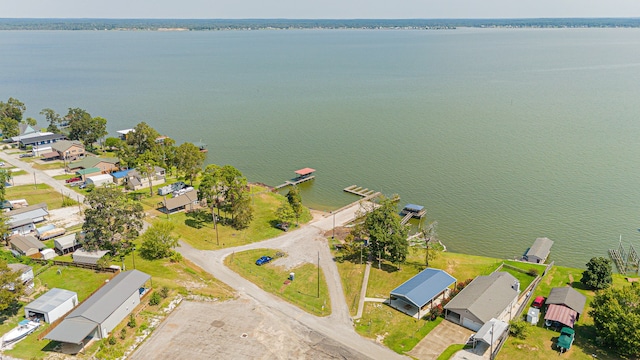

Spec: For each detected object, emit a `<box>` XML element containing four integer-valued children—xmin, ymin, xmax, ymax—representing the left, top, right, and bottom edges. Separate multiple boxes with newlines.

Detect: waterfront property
<box><xmin>161</xmin><ymin>189</ymin><xmax>198</xmax><ymax>213</ymax></box>
<box><xmin>389</xmin><ymin>268</ymin><xmax>456</xmax><ymax>318</ymax></box>
<box><xmin>116</xmin><ymin>129</ymin><xmax>134</xmax><ymax>140</ymax></box>
<box><xmin>51</xmin><ymin>140</ymin><xmax>86</xmax><ymax>161</ymax></box>
<box><xmin>44</xmin><ymin>270</ymin><xmax>151</xmax><ymax>351</ymax></box>
<box><xmin>67</xmin><ymin>156</ymin><xmax>120</xmax><ymax>174</ymax></box>
<box><xmin>523</xmin><ymin>237</ymin><xmax>554</xmax><ymax>264</ymax></box>
<box><xmin>275</xmin><ymin>168</ymin><xmax>316</xmax><ymax>189</ymax></box>
<box><xmin>444</xmin><ymin>272</ymin><xmax>519</xmax><ymax>331</ymax></box>
<box><xmin>25</xmin><ymin>288</ymin><xmax>79</xmax><ymax>324</ymax></box>
<box><xmin>400</xmin><ymin>204</ymin><xmax>426</xmax><ymax>225</ymax></box>
<box><xmin>544</xmin><ymin>287</ymin><xmax>586</xmax><ymax>328</ymax></box>
<box><xmin>19</xmin><ymin>133</ymin><xmax>66</xmax><ymax>149</ymax></box>
<box><xmin>125</xmin><ymin>166</ymin><xmax>166</xmax><ymax>191</ymax></box>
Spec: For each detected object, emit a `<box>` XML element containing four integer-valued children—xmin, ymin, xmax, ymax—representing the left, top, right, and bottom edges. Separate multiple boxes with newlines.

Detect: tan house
<box><xmin>67</xmin><ymin>156</ymin><xmax>120</xmax><ymax>174</ymax></box>
<box><xmin>52</xmin><ymin>140</ymin><xmax>86</xmax><ymax>161</ymax></box>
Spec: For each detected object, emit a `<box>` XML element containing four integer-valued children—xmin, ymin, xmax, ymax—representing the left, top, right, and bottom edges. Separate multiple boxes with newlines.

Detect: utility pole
<box><xmin>332</xmin><ymin>211</ymin><xmax>335</xmax><ymax>239</ymax></box>
<box><xmin>317</xmin><ymin>251</ymin><xmax>320</xmax><ymax>298</ymax></box>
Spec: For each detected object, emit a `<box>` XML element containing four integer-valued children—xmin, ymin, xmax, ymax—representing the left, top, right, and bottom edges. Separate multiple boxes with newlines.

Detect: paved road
<box><xmin>178</xmin><ymin>202</ymin><xmax>408</xmax><ymax>360</ymax></box>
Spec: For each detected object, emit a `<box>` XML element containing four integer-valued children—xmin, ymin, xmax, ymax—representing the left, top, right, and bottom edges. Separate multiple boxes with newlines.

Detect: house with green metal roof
<box><xmin>75</xmin><ymin>167</ymin><xmax>101</xmax><ymax>181</ymax></box>
<box><xmin>67</xmin><ymin>156</ymin><xmax>120</xmax><ymax>174</ymax></box>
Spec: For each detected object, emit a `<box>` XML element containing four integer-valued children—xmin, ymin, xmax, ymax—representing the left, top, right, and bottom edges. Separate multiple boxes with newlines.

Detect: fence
<box><xmin>28</xmin><ymin>258</ymin><xmax>119</xmax><ymax>273</ymax></box>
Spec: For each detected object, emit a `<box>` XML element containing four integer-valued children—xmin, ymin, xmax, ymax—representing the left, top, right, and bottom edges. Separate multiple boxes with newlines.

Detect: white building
<box><xmin>85</xmin><ymin>174</ymin><xmax>114</xmax><ymax>187</ymax></box>
<box><xmin>25</xmin><ymin>288</ymin><xmax>79</xmax><ymax>324</ymax></box>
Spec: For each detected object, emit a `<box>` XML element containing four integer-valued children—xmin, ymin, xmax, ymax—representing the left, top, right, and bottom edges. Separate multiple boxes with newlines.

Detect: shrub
<box><xmin>160</xmin><ymin>286</ymin><xmax>170</xmax><ymax>298</ymax></box>
<box><xmin>509</xmin><ymin>320</ymin><xmax>530</xmax><ymax>340</ymax></box>
<box><xmin>169</xmin><ymin>251</ymin><xmax>183</xmax><ymax>263</ymax></box>
<box><xmin>108</xmin><ymin>336</ymin><xmax>117</xmax><ymax>345</ymax></box>
<box><xmin>149</xmin><ymin>292</ymin><xmax>161</xmax><ymax>306</ymax></box>
<box><xmin>120</xmin><ymin>328</ymin><xmax>127</xmax><ymax>340</ymax></box>
<box><xmin>527</xmin><ymin>268</ymin><xmax>539</xmax><ymax>277</ymax></box>
<box><xmin>127</xmin><ymin>313</ymin><xmax>136</xmax><ymax>328</ymax></box>
<box><xmin>427</xmin><ymin>304</ymin><xmax>444</xmax><ymax>320</ymax></box>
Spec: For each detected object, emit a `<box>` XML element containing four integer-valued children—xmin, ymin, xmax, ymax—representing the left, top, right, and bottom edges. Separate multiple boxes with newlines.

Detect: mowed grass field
<box><xmin>6</xmin><ymin>183</ymin><xmax>77</xmax><ymax>210</ymax></box>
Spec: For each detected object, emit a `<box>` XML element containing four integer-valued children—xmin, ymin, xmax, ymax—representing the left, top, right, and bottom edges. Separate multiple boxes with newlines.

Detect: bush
<box><xmin>127</xmin><ymin>313</ymin><xmax>136</xmax><ymax>328</ymax></box>
<box><xmin>120</xmin><ymin>328</ymin><xmax>127</xmax><ymax>340</ymax></box>
<box><xmin>160</xmin><ymin>286</ymin><xmax>170</xmax><ymax>298</ymax></box>
<box><xmin>149</xmin><ymin>292</ymin><xmax>161</xmax><ymax>306</ymax></box>
<box><xmin>108</xmin><ymin>336</ymin><xmax>117</xmax><ymax>345</ymax></box>
<box><xmin>427</xmin><ymin>304</ymin><xmax>444</xmax><ymax>320</ymax></box>
<box><xmin>169</xmin><ymin>251</ymin><xmax>183</xmax><ymax>263</ymax></box>
<box><xmin>509</xmin><ymin>320</ymin><xmax>530</xmax><ymax>340</ymax></box>
<box><xmin>527</xmin><ymin>268</ymin><xmax>539</xmax><ymax>277</ymax></box>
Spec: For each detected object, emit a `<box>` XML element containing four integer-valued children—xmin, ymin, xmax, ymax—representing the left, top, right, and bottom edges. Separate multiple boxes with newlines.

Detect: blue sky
<box><xmin>2</xmin><ymin>0</ymin><xmax>640</xmax><ymax>19</ymax></box>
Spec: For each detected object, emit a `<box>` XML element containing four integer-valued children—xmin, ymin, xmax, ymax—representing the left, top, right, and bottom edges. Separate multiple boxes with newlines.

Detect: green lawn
<box><xmin>335</xmin><ymin>259</ymin><xmax>366</xmax><ymax>316</ymax></box>
<box><xmin>438</xmin><ymin>344</ymin><xmax>467</xmax><ymax>360</ymax></box>
<box><xmin>31</xmin><ymin>161</ymin><xmax>64</xmax><ymax>170</ymax></box>
<box><xmin>9</xmin><ymin>169</ymin><xmax>27</xmax><ymax>176</ymax></box>
<box><xmin>225</xmin><ymin>248</ymin><xmax>331</xmax><ymax>316</ymax></box>
<box><xmin>6</xmin><ymin>183</ymin><xmax>77</xmax><ymax>210</ymax></box>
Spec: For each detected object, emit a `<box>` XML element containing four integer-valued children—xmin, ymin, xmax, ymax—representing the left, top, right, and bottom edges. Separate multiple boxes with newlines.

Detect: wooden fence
<box><xmin>28</xmin><ymin>258</ymin><xmax>119</xmax><ymax>273</ymax></box>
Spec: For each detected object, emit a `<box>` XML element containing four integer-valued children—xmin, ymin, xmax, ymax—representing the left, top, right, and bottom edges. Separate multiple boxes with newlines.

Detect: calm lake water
<box><xmin>2</xmin><ymin>28</ymin><xmax>640</xmax><ymax>268</ymax></box>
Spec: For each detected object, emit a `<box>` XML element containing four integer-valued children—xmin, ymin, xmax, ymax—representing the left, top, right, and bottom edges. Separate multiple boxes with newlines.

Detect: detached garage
<box><xmin>25</xmin><ymin>288</ymin><xmax>78</xmax><ymax>323</ymax></box>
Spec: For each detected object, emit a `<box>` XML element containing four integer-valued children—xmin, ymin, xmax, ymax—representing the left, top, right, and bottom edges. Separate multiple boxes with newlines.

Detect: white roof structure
<box><xmin>475</xmin><ymin>318</ymin><xmax>509</xmax><ymax>345</ymax></box>
<box><xmin>25</xmin><ymin>288</ymin><xmax>77</xmax><ymax>316</ymax></box>
<box><xmin>54</xmin><ymin>234</ymin><xmax>80</xmax><ymax>251</ymax></box>
<box><xmin>72</xmin><ymin>249</ymin><xmax>109</xmax><ymax>265</ymax></box>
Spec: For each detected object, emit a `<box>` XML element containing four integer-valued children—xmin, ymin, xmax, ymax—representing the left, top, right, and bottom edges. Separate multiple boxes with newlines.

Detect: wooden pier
<box><xmin>343</xmin><ymin>185</ymin><xmax>381</xmax><ymax>201</ymax></box>
<box><xmin>275</xmin><ymin>168</ymin><xmax>316</xmax><ymax>190</ymax></box>
<box><xmin>400</xmin><ymin>204</ymin><xmax>427</xmax><ymax>225</ymax></box>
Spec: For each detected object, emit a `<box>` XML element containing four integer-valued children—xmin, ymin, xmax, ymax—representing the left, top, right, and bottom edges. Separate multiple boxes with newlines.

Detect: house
<box><xmin>25</xmin><ymin>288</ymin><xmax>78</xmax><ymax>323</ymax></box>
<box><xmin>524</xmin><ymin>237</ymin><xmax>554</xmax><ymax>264</ymax></box>
<box><xmin>9</xmin><ymin>235</ymin><xmax>46</xmax><ymax>256</ymax></box>
<box><xmin>162</xmin><ymin>189</ymin><xmax>198</xmax><ymax>213</ymax></box>
<box><xmin>125</xmin><ymin>166</ymin><xmax>166</xmax><ymax>191</ymax></box>
<box><xmin>19</xmin><ymin>133</ymin><xmax>66</xmax><ymax>149</ymax></box>
<box><xmin>11</xmin><ymin>130</ymin><xmax>50</xmax><ymax>143</ymax></box>
<box><xmin>72</xmin><ymin>249</ymin><xmax>110</xmax><ymax>265</ymax></box>
<box><xmin>52</xmin><ymin>140</ymin><xmax>86</xmax><ymax>161</ymax></box>
<box><xmin>85</xmin><ymin>174</ymin><xmax>114</xmax><ymax>187</ymax></box>
<box><xmin>7</xmin><ymin>203</ymin><xmax>48</xmax><ymax>235</ymax></box>
<box><xmin>67</xmin><ymin>156</ymin><xmax>119</xmax><ymax>174</ymax></box>
<box><xmin>54</xmin><ymin>234</ymin><xmax>82</xmax><ymax>255</ymax></box>
<box><xmin>544</xmin><ymin>287</ymin><xmax>587</xmax><ymax>328</ymax></box>
<box><xmin>110</xmin><ymin>169</ymin><xmax>132</xmax><ymax>186</ymax></box>
<box><xmin>116</xmin><ymin>129</ymin><xmax>134</xmax><ymax>140</ymax></box>
<box><xmin>444</xmin><ymin>272</ymin><xmax>520</xmax><ymax>331</ymax></box>
<box><xmin>75</xmin><ymin>167</ymin><xmax>102</xmax><ymax>181</ymax></box>
<box><xmin>389</xmin><ymin>268</ymin><xmax>456</xmax><ymax>318</ymax></box>
<box><xmin>8</xmin><ymin>263</ymin><xmax>34</xmax><ymax>293</ymax></box>
<box><xmin>44</xmin><ymin>270</ymin><xmax>151</xmax><ymax>346</ymax></box>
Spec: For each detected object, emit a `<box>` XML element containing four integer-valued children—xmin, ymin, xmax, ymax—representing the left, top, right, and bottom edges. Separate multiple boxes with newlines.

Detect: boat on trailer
<box><xmin>2</xmin><ymin>319</ymin><xmax>40</xmax><ymax>344</ymax></box>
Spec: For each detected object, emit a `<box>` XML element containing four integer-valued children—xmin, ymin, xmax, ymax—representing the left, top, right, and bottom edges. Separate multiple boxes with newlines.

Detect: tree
<box><xmin>589</xmin><ymin>283</ymin><xmax>640</xmax><ymax>357</ymax></box>
<box><xmin>286</xmin><ymin>186</ymin><xmax>303</xmax><ymax>225</ymax></box>
<box><xmin>581</xmin><ymin>257</ymin><xmax>613</xmax><ymax>290</ymax></box>
<box><xmin>0</xmin><ymin>260</ymin><xmax>23</xmax><ymax>312</ymax></box>
<box><xmin>0</xmin><ymin>169</ymin><xmax>12</xmax><ymax>202</ymax></box>
<box><xmin>140</xmin><ymin>222</ymin><xmax>179</xmax><ymax>260</ymax></box>
<box><xmin>231</xmin><ymin>192</ymin><xmax>253</xmax><ymax>229</ymax></box>
<box><xmin>136</xmin><ymin>151</ymin><xmax>160</xmax><ymax>196</ymax></box>
<box><xmin>275</xmin><ymin>201</ymin><xmax>296</xmax><ymax>226</ymax></box>
<box><xmin>175</xmin><ymin>142</ymin><xmax>205</xmax><ymax>185</ymax></box>
<box><xmin>362</xmin><ymin>197</ymin><xmax>409</xmax><ymax>266</ymax></box>
<box><xmin>0</xmin><ymin>97</ymin><xmax>25</xmax><ymax>139</ymax></box>
<box><xmin>104</xmin><ymin>137</ymin><xmax>123</xmax><ymax>150</ymax></box>
<box><xmin>421</xmin><ymin>221</ymin><xmax>438</xmax><ymax>267</ymax></box>
<box><xmin>66</xmin><ymin>108</ymin><xmax>108</xmax><ymax>150</ymax></box>
<box><xmin>82</xmin><ymin>186</ymin><xmax>144</xmax><ymax>256</ymax></box>
<box><xmin>198</xmin><ymin>164</ymin><xmax>224</xmax><ymax>225</ymax></box>
<box><xmin>23</xmin><ymin>117</ymin><xmax>37</xmax><ymax>127</ymax></box>
<box><xmin>40</xmin><ymin>108</ymin><xmax>62</xmax><ymax>133</ymax></box>
<box><xmin>127</xmin><ymin>122</ymin><xmax>160</xmax><ymax>155</ymax></box>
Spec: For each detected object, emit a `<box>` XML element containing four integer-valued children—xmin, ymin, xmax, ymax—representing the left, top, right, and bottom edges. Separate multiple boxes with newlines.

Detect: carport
<box><xmin>544</xmin><ymin>304</ymin><xmax>577</xmax><ymax>328</ymax></box>
<box><xmin>389</xmin><ymin>268</ymin><xmax>456</xmax><ymax>318</ymax></box>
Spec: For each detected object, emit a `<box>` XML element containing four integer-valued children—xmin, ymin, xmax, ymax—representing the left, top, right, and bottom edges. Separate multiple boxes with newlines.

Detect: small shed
<box><xmin>85</xmin><ymin>174</ymin><xmax>114</xmax><ymax>187</ymax></box>
<box><xmin>25</xmin><ymin>288</ymin><xmax>78</xmax><ymax>323</ymax></box>
<box><xmin>390</xmin><ymin>268</ymin><xmax>456</xmax><ymax>318</ymax></box>
<box><xmin>475</xmin><ymin>318</ymin><xmax>509</xmax><ymax>345</ymax></box>
<box><xmin>526</xmin><ymin>307</ymin><xmax>540</xmax><ymax>325</ymax></box>
<box><xmin>72</xmin><ymin>249</ymin><xmax>109</xmax><ymax>265</ymax></box>
<box><xmin>54</xmin><ymin>234</ymin><xmax>82</xmax><ymax>255</ymax></box>
<box><xmin>110</xmin><ymin>169</ymin><xmax>132</xmax><ymax>185</ymax></box>
<box><xmin>524</xmin><ymin>237</ymin><xmax>554</xmax><ymax>264</ymax></box>
<box><xmin>8</xmin><ymin>263</ymin><xmax>34</xmax><ymax>292</ymax></box>
<box><xmin>10</xmin><ymin>235</ymin><xmax>46</xmax><ymax>256</ymax></box>
<box><xmin>41</xmin><ymin>248</ymin><xmax>56</xmax><ymax>260</ymax></box>
<box><xmin>545</xmin><ymin>287</ymin><xmax>586</xmax><ymax>319</ymax></box>
<box><xmin>76</xmin><ymin>167</ymin><xmax>102</xmax><ymax>180</ymax></box>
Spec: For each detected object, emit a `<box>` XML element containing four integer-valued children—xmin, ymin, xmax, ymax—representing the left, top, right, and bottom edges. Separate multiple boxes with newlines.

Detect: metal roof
<box><xmin>544</xmin><ymin>304</ymin><xmax>577</xmax><ymax>328</ymax></box>
<box><xmin>475</xmin><ymin>318</ymin><xmax>509</xmax><ymax>345</ymax></box>
<box><xmin>294</xmin><ymin>168</ymin><xmax>316</xmax><ymax>176</ymax></box>
<box><xmin>403</xmin><ymin>204</ymin><xmax>424</xmax><ymax>212</ymax></box>
<box><xmin>525</xmin><ymin>237</ymin><xmax>554</xmax><ymax>260</ymax></box>
<box><xmin>164</xmin><ymin>190</ymin><xmax>198</xmax><ymax>211</ymax></box>
<box><xmin>110</xmin><ymin>169</ymin><xmax>132</xmax><ymax>179</ymax></box>
<box><xmin>391</xmin><ymin>268</ymin><xmax>456</xmax><ymax>308</ymax></box>
<box><xmin>76</xmin><ymin>167</ymin><xmax>101</xmax><ymax>176</ymax></box>
<box><xmin>545</xmin><ymin>287</ymin><xmax>586</xmax><ymax>315</ymax></box>
<box><xmin>45</xmin><ymin>270</ymin><xmax>150</xmax><ymax>344</ymax></box>
<box><xmin>9</xmin><ymin>235</ymin><xmax>45</xmax><ymax>253</ymax></box>
<box><xmin>25</xmin><ymin>288</ymin><xmax>77</xmax><ymax>314</ymax></box>
<box><xmin>19</xmin><ymin>133</ymin><xmax>66</xmax><ymax>145</ymax></box>
<box><xmin>54</xmin><ymin>234</ymin><xmax>79</xmax><ymax>250</ymax></box>
<box><xmin>444</xmin><ymin>272</ymin><xmax>519</xmax><ymax>324</ymax></box>
<box><xmin>41</xmin><ymin>151</ymin><xmax>60</xmax><ymax>159</ymax></box>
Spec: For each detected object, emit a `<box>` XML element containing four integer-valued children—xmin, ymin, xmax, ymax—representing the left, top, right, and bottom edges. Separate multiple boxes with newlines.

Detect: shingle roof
<box><xmin>51</xmin><ymin>140</ymin><xmax>84</xmax><ymax>153</ymax></box>
<box><xmin>444</xmin><ymin>272</ymin><xmax>519</xmax><ymax>324</ymax></box>
<box><xmin>545</xmin><ymin>287</ymin><xmax>586</xmax><ymax>315</ymax></box>
<box><xmin>391</xmin><ymin>268</ymin><xmax>456</xmax><ymax>308</ymax></box>
<box><xmin>69</xmin><ymin>156</ymin><xmax>119</xmax><ymax>170</ymax></box>
<box><xmin>164</xmin><ymin>190</ymin><xmax>198</xmax><ymax>211</ymax></box>
<box><xmin>525</xmin><ymin>237</ymin><xmax>554</xmax><ymax>260</ymax></box>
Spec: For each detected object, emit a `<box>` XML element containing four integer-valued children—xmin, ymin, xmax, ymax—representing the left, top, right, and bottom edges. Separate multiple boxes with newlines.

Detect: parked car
<box><xmin>531</xmin><ymin>296</ymin><xmax>545</xmax><ymax>309</ymax></box>
<box><xmin>255</xmin><ymin>256</ymin><xmax>273</xmax><ymax>266</ymax></box>
<box><xmin>19</xmin><ymin>153</ymin><xmax>34</xmax><ymax>158</ymax></box>
<box><xmin>79</xmin><ymin>183</ymin><xmax>87</xmax><ymax>189</ymax></box>
<box><xmin>65</xmin><ymin>177</ymin><xmax>82</xmax><ymax>183</ymax></box>
<box><xmin>276</xmin><ymin>223</ymin><xmax>290</xmax><ymax>232</ymax></box>
<box><xmin>0</xmin><ymin>162</ymin><xmax>5</xmax><ymax>167</ymax></box>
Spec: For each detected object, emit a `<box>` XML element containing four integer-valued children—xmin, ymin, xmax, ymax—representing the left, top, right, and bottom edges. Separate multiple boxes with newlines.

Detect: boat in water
<box><xmin>2</xmin><ymin>319</ymin><xmax>40</xmax><ymax>344</ymax></box>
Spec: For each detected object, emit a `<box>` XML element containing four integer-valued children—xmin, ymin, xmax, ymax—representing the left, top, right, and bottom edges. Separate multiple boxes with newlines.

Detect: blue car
<box><xmin>255</xmin><ymin>256</ymin><xmax>273</xmax><ymax>266</ymax></box>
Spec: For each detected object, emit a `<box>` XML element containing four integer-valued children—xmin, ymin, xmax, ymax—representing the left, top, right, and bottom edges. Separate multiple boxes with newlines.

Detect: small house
<box><xmin>8</xmin><ymin>263</ymin><xmax>34</xmax><ymax>293</ymax></box>
<box><xmin>72</xmin><ymin>249</ymin><xmax>109</xmax><ymax>265</ymax></box>
<box><xmin>7</xmin><ymin>203</ymin><xmax>48</xmax><ymax>235</ymax></box>
<box><xmin>9</xmin><ymin>235</ymin><xmax>46</xmax><ymax>257</ymax></box>
<box><xmin>67</xmin><ymin>156</ymin><xmax>119</xmax><ymax>174</ymax></box>
<box><xmin>52</xmin><ymin>140</ymin><xmax>85</xmax><ymax>161</ymax></box>
<box><xmin>125</xmin><ymin>167</ymin><xmax>166</xmax><ymax>191</ymax></box>
<box><xmin>110</xmin><ymin>169</ymin><xmax>132</xmax><ymax>186</ymax></box>
<box><xmin>524</xmin><ymin>237</ymin><xmax>554</xmax><ymax>264</ymax></box>
<box><xmin>162</xmin><ymin>189</ymin><xmax>198</xmax><ymax>213</ymax></box>
<box><xmin>116</xmin><ymin>129</ymin><xmax>135</xmax><ymax>140</ymax></box>
<box><xmin>54</xmin><ymin>233</ymin><xmax>82</xmax><ymax>255</ymax></box>
<box><xmin>544</xmin><ymin>287</ymin><xmax>587</xmax><ymax>328</ymax></box>
<box><xmin>85</xmin><ymin>174</ymin><xmax>114</xmax><ymax>187</ymax></box>
<box><xmin>25</xmin><ymin>288</ymin><xmax>78</xmax><ymax>324</ymax></box>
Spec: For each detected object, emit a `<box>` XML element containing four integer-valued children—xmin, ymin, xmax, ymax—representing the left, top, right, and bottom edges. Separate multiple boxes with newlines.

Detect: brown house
<box><xmin>52</xmin><ymin>140</ymin><xmax>86</xmax><ymax>161</ymax></box>
<box><xmin>67</xmin><ymin>156</ymin><xmax>120</xmax><ymax>174</ymax></box>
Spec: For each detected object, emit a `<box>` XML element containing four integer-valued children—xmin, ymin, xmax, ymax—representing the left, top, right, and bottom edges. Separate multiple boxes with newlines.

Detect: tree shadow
<box><xmin>572</xmin><ymin>323</ymin><xmax>617</xmax><ymax>359</ymax></box>
<box><xmin>185</xmin><ymin>210</ymin><xmax>210</xmax><ymax>229</ymax></box>
<box><xmin>569</xmin><ymin>281</ymin><xmax>591</xmax><ymax>291</ymax></box>
<box><xmin>0</xmin><ymin>301</ymin><xmax>22</xmax><ymax>325</ymax></box>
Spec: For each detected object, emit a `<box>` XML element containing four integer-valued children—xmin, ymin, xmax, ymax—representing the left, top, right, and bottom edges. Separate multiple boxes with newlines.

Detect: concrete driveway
<box><xmin>407</xmin><ymin>320</ymin><xmax>474</xmax><ymax>360</ymax></box>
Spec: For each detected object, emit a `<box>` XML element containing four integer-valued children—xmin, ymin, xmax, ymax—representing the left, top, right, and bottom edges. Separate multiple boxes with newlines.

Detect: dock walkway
<box><xmin>343</xmin><ymin>185</ymin><xmax>381</xmax><ymax>200</ymax></box>
<box><xmin>275</xmin><ymin>175</ymin><xmax>315</xmax><ymax>190</ymax></box>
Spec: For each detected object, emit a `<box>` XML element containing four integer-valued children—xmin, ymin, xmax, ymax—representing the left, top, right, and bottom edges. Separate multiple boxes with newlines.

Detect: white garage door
<box><xmin>462</xmin><ymin>317</ymin><xmax>483</xmax><ymax>331</ymax></box>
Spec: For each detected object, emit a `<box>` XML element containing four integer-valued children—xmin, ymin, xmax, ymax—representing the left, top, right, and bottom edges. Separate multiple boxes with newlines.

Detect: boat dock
<box><xmin>343</xmin><ymin>185</ymin><xmax>381</xmax><ymax>201</ymax></box>
<box><xmin>400</xmin><ymin>204</ymin><xmax>426</xmax><ymax>225</ymax></box>
<box><xmin>275</xmin><ymin>168</ymin><xmax>316</xmax><ymax>190</ymax></box>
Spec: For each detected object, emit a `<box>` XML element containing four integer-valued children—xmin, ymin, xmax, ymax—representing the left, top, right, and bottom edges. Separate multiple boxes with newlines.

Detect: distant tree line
<box><xmin>2</xmin><ymin>18</ymin><xmax>640</xmax><ymax>31</ymax></box>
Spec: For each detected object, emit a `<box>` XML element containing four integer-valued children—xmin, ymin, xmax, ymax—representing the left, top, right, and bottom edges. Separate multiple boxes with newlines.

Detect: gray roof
<box><xmin>25</xmin><ymin>288</ymin><xmax>77</xmax><ymax>314</ymax></box>
<box><xmin>7</xmin><ymin>203</ymin><xmax>48</xmax><ymax>227</ymax></box>
<box><xmin>10</xmin><ymin>235</ymin><xmax>45</xmax><ymax>253</ymax></box>
<box><xmin>164</xmin><ymin>190</ymin><xmax>198</xmax><ymax>211</ymax></box>
<box><xmin>475</xmin><ymin>318</ymin><xmax>509</xmax><ymax>345</ymax></box>
<box><xmin>51</xmin><ymin>140</ymin><xmax>84</xmax><ymax>153</ymax></box>
<box><xmin>444</xmin><ymin>272</ymin><xmax>519</xmax><ymax>324</ymax></box>
<box><xmin>44</xmin><ymin>270</ymin><xmax>150</xmax><ymax>344</ymax></box>
<box><xmin>545</xmin><ymin>287</ymin><xmax>587</xmax><ymax>315</ymax></box>
<box><xmin>72</xmin><ymin>249</ymin><xmax>109</xmax><ymax>265</ymax></box>
<box><xmin>54</xmin><ymin>234</ymin><xmax>80</xmax><ymax>250</ymax></box>
<box><xmin>525</xmin><ymin>237</ymin><xmax>554</xmax><ymax>260</ymax></box>
<box><xmin>8</xmin><ymin>263</ymin><xmax>32</xmax><ymax>274</ymax></box>
<box><xmin>391</xmin><ymin>268</ymin><xmax>456</xmax><ymax>308</ymax></box>
<box><xmin>19</xmin><ymin>133</ymin><xmax>66</xmax><ymax>146</ymax></box>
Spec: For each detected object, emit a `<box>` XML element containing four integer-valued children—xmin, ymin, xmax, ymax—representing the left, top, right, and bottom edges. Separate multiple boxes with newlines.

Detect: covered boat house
<box><xmin>523</xmin><ymin>237</ymin><xmax>554</xmax><ymax>264</ymax></box>
<box><xmin>389</xmin><ymin>268</ymin><xmax>456</xmax><ymax>318</ymax></box>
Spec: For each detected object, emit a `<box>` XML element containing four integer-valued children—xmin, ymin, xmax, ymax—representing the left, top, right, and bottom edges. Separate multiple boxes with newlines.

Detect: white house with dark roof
<box><xmin>444</xmin><ymin>272</ymin><xmax>520</xmax><ymax>331</ymax></box>
<box><xmin>44</xmin><ymin>270</ymin><xmax>150</xmax><ymax>346</ymax></box>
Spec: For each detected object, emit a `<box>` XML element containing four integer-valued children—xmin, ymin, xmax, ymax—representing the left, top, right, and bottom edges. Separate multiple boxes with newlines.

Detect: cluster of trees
<box><xmin>274</xmin><ymin>186</ymin><xmax>303</xmax><ymax>228</ymax></box>
<box><xmin>0</xmin><ymin>97</ymin><xmax>33</xmax><ymax>138</ymax></box>
<box><xmin>590</xmin><ymin>283</ymin><xmax>640</xmax><ymax>357</ymax></box>
<box><xmin>198</xmin><ymin>164</ymin><xmax>253</xmax><ymax>230</ymax></box>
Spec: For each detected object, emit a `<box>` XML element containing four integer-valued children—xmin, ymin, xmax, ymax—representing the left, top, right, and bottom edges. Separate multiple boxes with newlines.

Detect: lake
<box><xmin>2</xmin><ymin>28</ymin><xmax>640</xmax><ymax>267</ymax></box>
